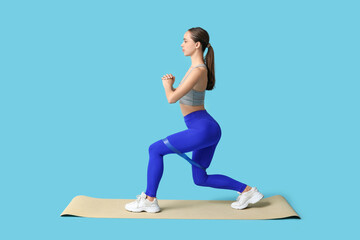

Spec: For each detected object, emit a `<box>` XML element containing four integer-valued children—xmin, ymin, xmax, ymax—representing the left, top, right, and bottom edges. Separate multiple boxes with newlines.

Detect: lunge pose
<box><xmin>125</xmin><ymin>27</ymin><xmax>264</xmax><ymax>213</ymax></box>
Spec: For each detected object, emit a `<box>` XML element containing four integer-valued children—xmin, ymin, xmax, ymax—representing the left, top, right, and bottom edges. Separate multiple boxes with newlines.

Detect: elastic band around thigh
<box><xmin>162</xmin><ymin>138</ymin><xmax>207</xmax><ymax>171</ymax></box>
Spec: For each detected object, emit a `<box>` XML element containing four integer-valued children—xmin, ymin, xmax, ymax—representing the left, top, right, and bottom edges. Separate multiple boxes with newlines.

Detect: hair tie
<box><xmin>207</xmin><ymin>43</ymin><xmax>211</xmax><ymax>48</ymax></box>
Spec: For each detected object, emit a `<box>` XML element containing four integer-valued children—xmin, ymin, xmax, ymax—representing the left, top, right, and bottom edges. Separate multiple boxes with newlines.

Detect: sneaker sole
<box><xmin>232</xmin><ymin>192</ymin><xmax>264</xmax><ymax>210</ymax></box>
<box><xmin>125</xmin><ymin>205</ymin><xmax>161</xmax><ymax>213</ymax></box>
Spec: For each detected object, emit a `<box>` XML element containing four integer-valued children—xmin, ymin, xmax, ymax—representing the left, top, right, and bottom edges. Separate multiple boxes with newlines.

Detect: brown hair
<box><xmin>187</xmin><ymin>27</ymin><xmax>215</xmax><ymax>90</ymax></box>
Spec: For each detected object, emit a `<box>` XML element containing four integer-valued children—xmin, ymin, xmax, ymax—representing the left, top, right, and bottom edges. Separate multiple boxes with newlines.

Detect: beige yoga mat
<box><xmin>60</xmin><ymin>194</ymin><xmax>300</xmax><ymax>220</ymax></box>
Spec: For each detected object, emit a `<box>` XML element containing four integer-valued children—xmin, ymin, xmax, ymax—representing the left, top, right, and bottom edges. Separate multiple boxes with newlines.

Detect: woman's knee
<box><xmin>148</xmin><ymin>139</ymin><xmax>172</xmax><ymax>156</ymax></box>
<box><xmin>193</xmin><ymin>176</ymin><xmax>207</xmax><ymax>186</ymax></box>
<box><xmin>148</xmin><ymin>140</ymin><xmax>161</xmax><ymax>154</ymax></box>
<box><xmin>193</xmin><ymin>169</ymin><xmax>208</xmax><ymax>186</ymax></box>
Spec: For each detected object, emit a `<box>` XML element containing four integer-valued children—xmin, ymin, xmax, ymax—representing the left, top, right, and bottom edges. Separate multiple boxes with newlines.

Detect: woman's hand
<box><xmin>162</xmin><ymin>74</ymin><xmax>175</xmax><ymax>87</ymax></box>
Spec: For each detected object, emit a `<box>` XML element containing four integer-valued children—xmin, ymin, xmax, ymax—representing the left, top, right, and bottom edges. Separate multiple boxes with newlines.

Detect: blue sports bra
<box><xmin>179</xmin><ymin>64</ymin><xmax>207</xmax><ymax>106</ymax></box>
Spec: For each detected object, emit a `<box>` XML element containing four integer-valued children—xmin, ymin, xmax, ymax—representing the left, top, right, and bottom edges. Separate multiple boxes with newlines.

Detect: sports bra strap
<box><xmin>181</xmin><ymin>64</ymin><xmax>207</xmax><ymax>84</ymax></box>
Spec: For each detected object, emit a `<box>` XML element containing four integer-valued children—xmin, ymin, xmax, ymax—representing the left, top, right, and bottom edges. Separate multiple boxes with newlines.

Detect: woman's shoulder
<box><xmin>192</xmin><ymin>66</ymin><xmax>207</xmax><ymax>74</ymax></box>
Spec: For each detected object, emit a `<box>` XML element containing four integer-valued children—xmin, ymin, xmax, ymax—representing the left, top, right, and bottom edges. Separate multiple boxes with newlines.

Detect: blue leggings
<box><xmin>145</xmin><ymin>110</ymin><xmax>247</xmax><ymax>198</ymax></box>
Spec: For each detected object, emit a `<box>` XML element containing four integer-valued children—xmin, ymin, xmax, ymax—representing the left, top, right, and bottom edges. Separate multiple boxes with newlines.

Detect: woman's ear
<box><xmin>195</xmin><ymin>41</ymin><xmax>201</xmax><ymax>49</ymax></box>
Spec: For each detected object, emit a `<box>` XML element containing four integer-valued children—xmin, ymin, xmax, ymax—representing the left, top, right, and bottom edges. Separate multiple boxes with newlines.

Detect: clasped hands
<box><xmin>162</xmin><ymin>73</ymin><xmax>175</xmax><ymax>87</ymax></box>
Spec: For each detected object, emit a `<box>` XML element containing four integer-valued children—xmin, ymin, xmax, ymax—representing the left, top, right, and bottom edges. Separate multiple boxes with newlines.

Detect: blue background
<box><xmin>1</xmin><ymin>0</ymin><xmax>359</xmax><ymax>239</ymax></box>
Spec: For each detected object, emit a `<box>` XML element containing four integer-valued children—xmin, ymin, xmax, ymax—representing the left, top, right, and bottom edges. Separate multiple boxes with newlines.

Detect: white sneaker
<box><xmin>125</xmin><ymin>192</ymin><xmax>161</xmax><ymax>213</ymax></box>
<box><xmin>231</xmin><ymin>187</ymin><xmax>264</xmax><ymax>210</ymax></box>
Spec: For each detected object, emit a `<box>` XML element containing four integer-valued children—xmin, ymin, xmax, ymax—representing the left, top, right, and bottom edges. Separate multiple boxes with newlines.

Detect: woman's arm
<box><xmin>166</xmin><ymin>68</ymin><xmax>203</xmax><ymax>104</ymax></box>
<box><xmin>163</xmin><ymin>84</ymin><xmax>175</xmax><ymax>104</ymax></box>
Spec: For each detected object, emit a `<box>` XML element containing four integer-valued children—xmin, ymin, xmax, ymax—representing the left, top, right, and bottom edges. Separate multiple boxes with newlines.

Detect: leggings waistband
<box><xmin>184</xmin><ymin>110</ymin><xmax>210</xmax><ymax>122</ymax></box>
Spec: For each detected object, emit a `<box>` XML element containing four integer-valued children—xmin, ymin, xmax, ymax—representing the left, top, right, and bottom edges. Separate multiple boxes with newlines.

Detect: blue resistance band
<box><xmin>162</xmin><ymin>138</ymin><xmax>207</xmax><ymax>171</ymax></box>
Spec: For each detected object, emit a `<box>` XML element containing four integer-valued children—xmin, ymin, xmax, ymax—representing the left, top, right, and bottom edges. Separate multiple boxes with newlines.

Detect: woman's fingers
<box><xmin>162</xmin><ymin>74</ymin><xmax>174</xmax><ymax>80</ymax></box>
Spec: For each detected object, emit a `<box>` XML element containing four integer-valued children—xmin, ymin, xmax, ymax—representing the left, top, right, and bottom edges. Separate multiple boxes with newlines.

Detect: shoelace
<box><xmin>136</xmin><ymin>194</ymin><xmax>145</xmax><ymax>206</ymax></box>
<box><xmin>236</xmin><ymin>192</ymin><xmax>242</xmax><ymax>201</ymax></box>
<box><xmin>236</xmin><ymin>189</ymin><xmax>252</xmax><ymax>201</ymax></box>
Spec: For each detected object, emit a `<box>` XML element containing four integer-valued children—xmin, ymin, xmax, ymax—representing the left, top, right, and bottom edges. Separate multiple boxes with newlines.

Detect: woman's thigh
<box><xmin>191</xmin><ymin>143</ymin><xmax>219</xmax><ymax>183</ymax></box>
<box><xmin>165</xmin><ymin>125</ymin><xmax>220</xmax><ymax>154</ymax></box>
<box><xmin>191</xmin><ymin>141</ymin><xmax>219</xmax><ymax>171</ymax></box>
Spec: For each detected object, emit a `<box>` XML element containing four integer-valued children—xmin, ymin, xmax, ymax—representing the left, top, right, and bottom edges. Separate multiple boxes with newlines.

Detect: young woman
<box><xmin>125</xmin><ymin>27</ymin><xmax>264</xmax><ymax>213</ymax></box>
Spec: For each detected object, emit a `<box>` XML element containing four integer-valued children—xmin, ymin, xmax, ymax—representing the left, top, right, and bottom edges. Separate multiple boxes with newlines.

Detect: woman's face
<box><xmin>181</xmin><ymin>31</ymin><xmax>197</xmax><ymax>56</ymax></box>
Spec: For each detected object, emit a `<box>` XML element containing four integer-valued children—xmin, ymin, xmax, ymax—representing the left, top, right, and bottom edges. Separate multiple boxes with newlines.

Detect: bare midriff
<box><xmin>180</xmin><ymin>104</ymin><xmax>205</xmax><ymax>117</ymax></box>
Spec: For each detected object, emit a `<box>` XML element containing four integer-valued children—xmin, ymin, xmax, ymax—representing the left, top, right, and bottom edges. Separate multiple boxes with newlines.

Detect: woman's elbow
<box><xmin>168</xmin><ymin>96</ymin><xmax>177</xmax><ymax>104</ymax></box>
